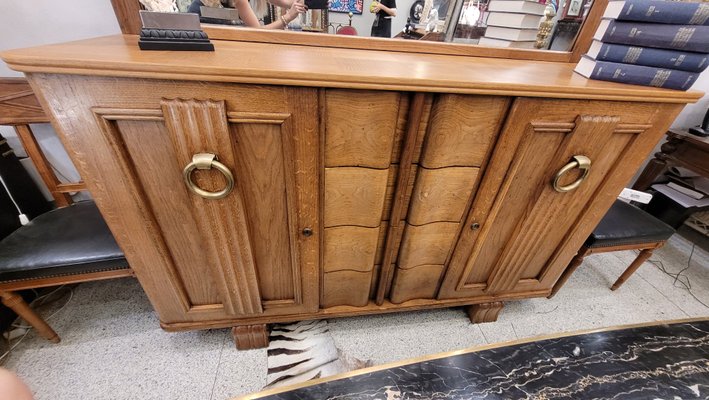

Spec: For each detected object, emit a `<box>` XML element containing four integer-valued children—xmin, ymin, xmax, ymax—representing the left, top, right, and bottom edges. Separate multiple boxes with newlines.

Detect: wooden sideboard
<box><xmin>1</xmin><ymin>35</ymin><xmax>701</xmax><ymax>349</ymax></box>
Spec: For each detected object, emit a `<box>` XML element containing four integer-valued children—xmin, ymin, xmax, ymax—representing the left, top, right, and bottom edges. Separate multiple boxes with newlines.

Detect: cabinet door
<box><xmin>388</xmin><ymin>94</ymin><xmax>510</xmax><ymax>304</ymax></box>
<box><xmin>439</xmin><ymin>98</ymin><xmax>682</xmax><ymax>299</ymax></box>
<box><xmin>35</xmin><ymin>76</ymin><xmax>319</xmax><ymax>325</ymax></box>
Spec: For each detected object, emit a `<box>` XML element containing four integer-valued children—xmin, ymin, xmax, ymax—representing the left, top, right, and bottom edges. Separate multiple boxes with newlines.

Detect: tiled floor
<box><xmin>2</xmin><ymin>234</ymin><xmax>708</xmax><ymax>400</ymax></box>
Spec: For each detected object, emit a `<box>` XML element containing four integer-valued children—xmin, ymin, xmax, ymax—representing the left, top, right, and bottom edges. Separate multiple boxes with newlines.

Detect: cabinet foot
<box><xmin>232</xmin><ymin>324</ymin><xmax>269</xmax><ymax>350</ymax></box>
<box><xmin>466</xmin><ymin>302</ymin><xmax>504</xmax><ymax>324</ymax></box>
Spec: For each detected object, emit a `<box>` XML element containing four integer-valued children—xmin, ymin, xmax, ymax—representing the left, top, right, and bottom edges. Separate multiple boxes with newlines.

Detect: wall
<box><xmin>0</xmin><ymin>1</ymin><xmax>121</xmax><ymax>198</ymax></box>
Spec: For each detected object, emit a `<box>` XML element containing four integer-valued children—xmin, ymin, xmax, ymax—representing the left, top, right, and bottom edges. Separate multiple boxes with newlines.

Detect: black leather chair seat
<box><xmin>585</xmin><ymin>200</ymin><xmax>675</xmax><ymax>248</ymax></box>
<box><xmin>0</xmin><ymin>201</ymin><xmax>127</xmax><ymax>283</ymax></box>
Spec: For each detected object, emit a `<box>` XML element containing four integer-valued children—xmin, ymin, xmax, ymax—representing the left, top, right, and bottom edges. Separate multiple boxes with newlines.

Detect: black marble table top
<box><xmin>244</xmin><ymin>319</ymin><xmax>709</xmax><ymax>400</ymax></box>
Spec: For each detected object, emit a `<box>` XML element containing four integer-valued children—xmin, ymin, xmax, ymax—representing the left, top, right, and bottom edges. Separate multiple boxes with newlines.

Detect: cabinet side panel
<box><xmin>26</xmin><ymin>74</ymin><xmax>193</xmax><ymax>323</ymax></box>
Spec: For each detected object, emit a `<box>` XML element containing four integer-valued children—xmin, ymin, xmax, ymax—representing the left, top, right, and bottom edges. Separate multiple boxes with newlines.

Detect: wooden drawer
<box><xmin>408</xmin><ymin>167</ymin><xmax>479</xmax><ymax>225</ymax></box>
<box><xmin>420</xmin><ymin>95</ymin><xmax>510</xmax><ymax>168</ymax></box>
<box><xmin>390</xmin><ymin>264</ymin><xmax>445</xmax><ymax>304</ymax></box>
<box><xmin>322</xmin><ymin>89</ymin><xmax>408</xmax><ymax>307</ymax></box>
<box><xmin>398</xmin><ymin>222</ymin><xmax>459</xmax><ymax>268</ymax></box>
<box><xmin>324</xmin><ymin>167</ymin><xmax>389</xmax><ymax>228</ymax></box>
<box><xmin>325</xmin><ymin>89</ymin><xmax>404</xmax><ymax>169</ymax></box>
<box><xmin>323</xmin><ymin>270</ymin><xmax>373</xmax><ymax>308</ymax></box>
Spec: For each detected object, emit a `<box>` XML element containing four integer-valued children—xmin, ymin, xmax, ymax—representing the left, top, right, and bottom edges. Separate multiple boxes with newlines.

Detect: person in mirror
<box><xmin>187</xmin><ymin>0</ymin><xmax>306</xmax><ymax>28</ymax></box>
<box><xmin>370</xmin><ymin>0</ymin><xmax>396</xmax><ymax>37</ymax></box>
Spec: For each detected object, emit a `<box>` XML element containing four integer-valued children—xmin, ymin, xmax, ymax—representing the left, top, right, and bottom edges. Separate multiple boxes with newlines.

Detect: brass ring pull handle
<box><xmin>183</xmin><ymin>153</ymin><xmax>234</xmax><ymax>200</ymax></box>
<box><xmin>552</xmin><ymin>155</ymin><xmax>591</xmax><ymax>193</ymax></box>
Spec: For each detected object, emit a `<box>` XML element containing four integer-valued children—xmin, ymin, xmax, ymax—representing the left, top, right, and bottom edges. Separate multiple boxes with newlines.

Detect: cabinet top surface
<box><xmin>1</xmin><ymin>35</ymin><xmax>702</xmax><ymax>103</ymax></box>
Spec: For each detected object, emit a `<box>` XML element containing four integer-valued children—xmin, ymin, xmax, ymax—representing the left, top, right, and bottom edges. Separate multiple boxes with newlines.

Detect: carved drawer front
<box><xmin>388</xmin><ymin>95</ymin><xmax>509</xmax><ymax>304</ymax></box>
<box><xmin>407</xmin><ymin>167</ymin><xmax>479</xmax><ymax>225</ymax></box>
<box><xmin>322</xmin><ymin>89</ymin><xmax>406</xmax><ymax>307</ymax></box>
<box><xmin>439</xmin><ymin>98</ymin><xmax>674</xmax><ymax>300</ymax></box>
<box><xmin>42</xmin><ymin>77</ymin><xmax>320</xmax><ymax>324</ymax></box>
<box><xmin>420</xmin><ymin>95</ymin><xmax>510</xmax><ymax>168</ymax></box>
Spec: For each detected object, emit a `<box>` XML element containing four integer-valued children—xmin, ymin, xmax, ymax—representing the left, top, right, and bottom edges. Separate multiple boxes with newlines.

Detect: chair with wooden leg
<box><xmin>0</xmin><ymin>77</ymin><xmax>134</xmax><ymax>343</ymax></box>
<box><xmin>550</xmin><ymin>199</ymin><xmax>675</xmax><ymax>298</ymax></box>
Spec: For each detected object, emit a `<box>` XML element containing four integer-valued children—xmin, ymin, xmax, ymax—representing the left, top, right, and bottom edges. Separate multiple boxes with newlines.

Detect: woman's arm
<box><xmin>262</xmin><ymin>0</ymin><xmax>306</xmax><ymax>28</ymax></box>
<box><xmin>233</xmin><ymin>0</ymin><xmax>262</xmax><ymax>27</ymax></box>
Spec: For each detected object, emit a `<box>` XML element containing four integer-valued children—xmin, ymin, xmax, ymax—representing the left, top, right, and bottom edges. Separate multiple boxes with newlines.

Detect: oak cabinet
<box><xmin>6</xmin><ymin>36</ymin><xmax>694</xmax><ymax>348</ymax></box>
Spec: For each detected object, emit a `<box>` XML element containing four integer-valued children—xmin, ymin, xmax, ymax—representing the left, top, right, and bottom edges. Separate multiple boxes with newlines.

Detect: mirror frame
<box><xmin>110</xmin><ymin>0</ymin><xmax>606</xmax><ymax>62</ymax></box>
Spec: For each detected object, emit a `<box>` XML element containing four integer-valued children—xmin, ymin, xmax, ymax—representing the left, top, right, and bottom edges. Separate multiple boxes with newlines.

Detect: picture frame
<box><xmin>328</xmin><ymin>0</ymin><xmax>364</xmax><ymax>14</ymax></box>
<box><xmin>565</xmin><ymin>0</ymin><xmax>585</xmax><ymax>18</ymax></box>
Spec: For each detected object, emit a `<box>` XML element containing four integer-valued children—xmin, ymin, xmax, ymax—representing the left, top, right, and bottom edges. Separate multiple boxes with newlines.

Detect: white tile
<box><xmin>210</xmin><ymin>346</ymin><xmax>267</xmax><ymax>400</ymax></box>
<box><xmin>328</xmin><ymin>308</ymin><xmax>488</xmax><ymax>366</ymax></box>
<box><xmin>634</xmin><ymin>235</ymin><xmax>709</xmax><ymax>317</ymax></box>
<box><xmin>4</xmin><ymin>279</ymin><xmax>226</xmax><ymax>400</ymax></box>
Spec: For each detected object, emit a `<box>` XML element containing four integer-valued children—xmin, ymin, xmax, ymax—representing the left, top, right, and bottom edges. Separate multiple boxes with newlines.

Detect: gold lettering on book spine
<box><xmin>671</xmin><ymin>27</ymin><xmax>695</xmax><ymax>48</ymax></box>
<box><xmin>688</xmin><ymin>4</ymin><xmax>709</xmax><ymax>26</ymax></box>
<box><xmin>650</xmin><ymin>70</ymin><xmax>671</xmax><ymax>87</ymax></box>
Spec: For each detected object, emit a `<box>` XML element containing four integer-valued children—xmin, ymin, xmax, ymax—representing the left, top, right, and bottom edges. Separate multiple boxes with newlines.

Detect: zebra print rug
<box><xmin>265</xmin><ymin>320</ymin><xmax>372</xmax><ymax>389</ymax></box>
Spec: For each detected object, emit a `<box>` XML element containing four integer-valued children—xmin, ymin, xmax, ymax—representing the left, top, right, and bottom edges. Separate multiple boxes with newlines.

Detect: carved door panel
<box><xmin>439</xmin><ymin>98</ymin><xmax>678</xmax><ymax>299</ymax></box>
<box><xmin>36</xmin><ymin>76</ymin><xmax>319</xmax><ymax>324</ymax></box>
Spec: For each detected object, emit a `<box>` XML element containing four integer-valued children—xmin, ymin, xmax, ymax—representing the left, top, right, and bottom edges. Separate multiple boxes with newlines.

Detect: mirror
<box><xmin>137</xmin><ymin>0</ymin><xmax>595</xmax><ymax>51</ymax></box>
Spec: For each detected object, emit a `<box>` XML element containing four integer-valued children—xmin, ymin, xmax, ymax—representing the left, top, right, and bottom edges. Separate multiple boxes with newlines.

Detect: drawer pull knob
<box><xmin>553</xmin><ymin>155</ymin><xmax>591</xmax><ymax>193</ymax></box>
<box><xmin>302</xmin><ymin>227</ymin><xmax>313</xmax><ymax>237</ymax></box>
<box><xmin>183</xmin><ymin>153</ymin><xmax>234</xmax><ymax>200</ymax></box>
<box><xmin>470</xmin><ymin>222</ymin><xmax>480</xmax><ymax>230</ymax></box>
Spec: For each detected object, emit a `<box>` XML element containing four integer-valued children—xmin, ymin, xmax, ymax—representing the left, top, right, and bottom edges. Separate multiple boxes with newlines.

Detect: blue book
<box><xmin>588</xmin><ymin>40</ymin><xmax>709</xmax><ymax>72</ymax></box>
<box><xmin>594</xmin><ymin>20</ymin><xmax>709</xmax><ymax>53</ymax></box>
<box><xmin>604</xmin><ymin>0</ymin><xmax>709</xmax><ymax>26</ymax></box>
<box><xmin>575</xmin><ymin>57</ymin><xmax>698</xmax><ymax>90</ymax></box>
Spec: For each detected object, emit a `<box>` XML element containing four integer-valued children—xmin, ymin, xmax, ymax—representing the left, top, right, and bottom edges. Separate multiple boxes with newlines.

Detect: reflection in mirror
<box><xmin>452</xmin><ymin>0</ymin><xmax>591</xmax><ymax>50</ymax></box>
<box><xmin>139</xmin><ymin>0</ymin><xmax>591</xmax><ymax>50</ymax></box>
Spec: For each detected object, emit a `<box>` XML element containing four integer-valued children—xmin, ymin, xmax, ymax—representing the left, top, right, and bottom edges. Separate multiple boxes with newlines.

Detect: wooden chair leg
<box><xmin>0</xmin><ymin>290</ymin><xmax>60</xmax><ymax>343</ymax></box>
<box><xmin>611</xmin><ymin>248</ymin><xmax>654</xmax><ymax>291</ymax></box>
<box><xmin>548</xmin><ymin>247</ymin><xmax>590</xmax><ymax>298</ymax></box>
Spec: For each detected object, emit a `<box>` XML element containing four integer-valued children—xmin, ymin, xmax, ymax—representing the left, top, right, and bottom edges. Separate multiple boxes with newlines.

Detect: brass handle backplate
<box><xmin>552</xmin><ymin>155</ymin><xmax>591</xmax><ymax>193</ymax></box>
<box><xmin>183</xmin><ymin>153</ymin><xmax>234</xmax><ymax>200</ymax></box>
